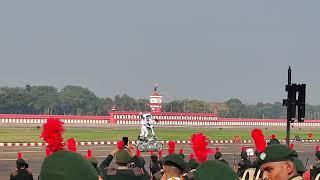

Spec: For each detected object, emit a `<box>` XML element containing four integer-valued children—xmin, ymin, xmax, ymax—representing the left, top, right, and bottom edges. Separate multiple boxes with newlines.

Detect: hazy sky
<box><xmin>0</xmin><ymin>1</ymin><xmax>319</xmax><ymax>104</ymax></box>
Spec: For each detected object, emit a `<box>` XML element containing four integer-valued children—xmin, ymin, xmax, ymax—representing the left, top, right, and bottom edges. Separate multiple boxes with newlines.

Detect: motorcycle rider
<box><xmin>138</xmin><ymin>113</ymin><xmax>158</xmax><ymax>141</ymax></box>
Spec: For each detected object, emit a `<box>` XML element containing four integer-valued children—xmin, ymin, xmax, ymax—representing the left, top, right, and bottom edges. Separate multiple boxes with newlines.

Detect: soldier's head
<box><xmin>16</xmin><ymin>159</ymin><xmax>26</xmax><ymax>169</ymax></box>
<box><xmin>16</xmin><ymin>152</ymin><xmax>27</xmax><ymax>169</ymax></box>
<box><xmin>163</xmin><ymin>154</ymin><xmax>186</xmax><ymax>177</ymax></box>
<box><xmin>115</xmin><ymin>149</ymin><xmax>132</xmax><ymax>166</ymax></box>
<box><xmin>241</xmin><ymin>151</ymin><xmax>248</xmax><ymax>159</ymax></box>
<box><xmin>215</xmin><ymin>152</ymin><xmax>222</xmax><ymax>160</ymax></box>
<box><xmin>260</xmin><ymin>144</ymin><xmax>299</xmax><ymax>180</ymax></box>
<box><xmin>130</xmin><ymin>155</ymin><xmax>145</xmax><ymax>168</ymax></box>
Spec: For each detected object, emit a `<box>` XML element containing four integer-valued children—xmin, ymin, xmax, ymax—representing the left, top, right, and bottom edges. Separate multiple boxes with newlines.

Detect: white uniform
<box><xmin>139</xmin><ymin>113</ymin><xmax>156</xmax><ymax>138</ymax></box>
<box><xmin>140</xmin><ymin>115</ymin><xmax>149</xmax><ymax>138</ymax></box>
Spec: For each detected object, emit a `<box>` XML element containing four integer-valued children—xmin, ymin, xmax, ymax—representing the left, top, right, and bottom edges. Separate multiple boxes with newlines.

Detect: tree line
<box><xmin>0</xmin><ymin>85</ymin><xmax>320</xmax><ymax>119</ymax></box>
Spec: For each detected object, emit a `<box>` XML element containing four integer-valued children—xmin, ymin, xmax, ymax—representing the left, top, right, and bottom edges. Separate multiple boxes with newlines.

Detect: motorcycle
<box><xmin>136</xmin><ymin>136</ymin><xmax>163</xmax><ymax>152</ymax></box>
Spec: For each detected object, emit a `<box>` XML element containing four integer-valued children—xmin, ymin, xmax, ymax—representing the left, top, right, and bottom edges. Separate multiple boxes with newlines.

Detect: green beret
<box><xmin>40</xmin><ymin>150</ymin><xmax>98</xmax><ymax>180</ymax></box>
<box><xmin>260</xmin><ymin>144</ymin><xmax>298</xmax><ymax>166</ymax></box>
<box><xmin>315</xmin><ymin>151</ymin><xmax>320</xmax><ymax>159</ymax></box>
<box><xmin>293</xmin><ymin>157</ymin><xmax>305</xmax><ymax>174</ymax></box>
<box><xmin>165</xmin><ymin>153</ymin><xmax>187</xmax><ymax>171</ymax></box>
<box><xmin>215</xmin><ymin>152</ymin><xmax>222</xmax><ymax>160</ymax></box>
<box><xmin>115</xmin><ymin>149</ymin><xmax>132</xmax><ymax>164</ymax></box>
<box><xmin>194</xmin><ymin>160</ymin><xmax>238</xmax><ymax>180</ymax></box>
<box><xmin>268</xmin><ymin>139</ymin><xmax>280</xmax><ymax>145</ymax></box>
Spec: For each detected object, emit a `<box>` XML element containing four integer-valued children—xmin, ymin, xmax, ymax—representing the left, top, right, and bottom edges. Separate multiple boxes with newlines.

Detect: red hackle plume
<box><xmin>191</xmin><ymin>133</ymin><xmax>212</xmax><ymax>163</ymax></box>
<box><xmin>290</xmin><ymin>143</ymin><xmax>294</xmax><ymax>149</ymax></box>
<box><xmin>271</xmin><ymin>134</ymin><xmax>276</xmax><ymax>139</ymax></box>
<box><xmin>189</xmin><ymin>153</ymin><xmax>195</xmax><ymax>160</ymax></box>
<box><xmin>158</xmin><ymin>150</ymin><xmax>162</xmax><ymax>158</ymax></box>
<box><xmin>67</xmin><ymin>138</ymin><xmax>77</xmax><ymax>152</ymax></box>
<box><xmin>316</xmin><ymin>145</ymin><xmax>320</xmax><ymax>152</ymax></box>
<box><xmin>179</xmin><ymin>148</ymin><xmax>184</xmax><ymax>155</ymax></box>
<box><xmin>251</xmin><ymin>129</ymin><xmax>267</xmax><ymax>153</ymax></box>
<box><xmin>18</xmin><ymin>152</ymin><xmax>22</xmax><ymax>159</ymax></box>
<box><xmin>150</xmin><ymin>150</ymin><xmax>154</xmax><ymax>155</ymax></box>
<box><xmin>117</xmin><ymin>140</ymin><xmax>124</xmax><ymax>150</ymax></box>
<box><xmin>40</xmin><ymin>118</ymin><xmax>65</xmax><ymax>156</ymax></box>
<box><xmin>86</xmin><ymin>149</ymin><xmax>92</xmax><ymax>159</ymax></box>
<box><xmin>136</xmin><ymin>149</ymin><xmax>141</xmax><ymax>157</ymax></box>
<box><xmin>168</xmin><ymin>141</ymin><xmax>176</xmax><ymax>155</ymax></box>
<box><xmin>216</xmin><ymin>147</ymin><xmax>220</xmax><ymax>153</ymax></box>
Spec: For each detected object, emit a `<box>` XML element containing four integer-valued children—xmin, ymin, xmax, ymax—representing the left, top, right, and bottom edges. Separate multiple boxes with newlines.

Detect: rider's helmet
<box><xmin>142</xmin><ymin>113</ymin><xmax>152</xmax><ymax>120</ymax></box>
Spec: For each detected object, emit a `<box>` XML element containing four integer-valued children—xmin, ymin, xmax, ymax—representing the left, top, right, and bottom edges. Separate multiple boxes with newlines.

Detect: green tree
<box><xmin>58</xmin><ymin>86</ymin><xmax>98</xmax><ymax>115</ymax></box>
<box><xmin>225</xmin><ymin>99</ymin><xmax>246</xmax><ymax>118</ymax></box>
<box><xmin>0</xmin><ymin>87</ymin><xmax>33</xmax><ymax>114</ymax></box>
<box><xmin>28</xmin><ymin>86</ymin><xmax>59</xmax><ymax>114</ymax></box>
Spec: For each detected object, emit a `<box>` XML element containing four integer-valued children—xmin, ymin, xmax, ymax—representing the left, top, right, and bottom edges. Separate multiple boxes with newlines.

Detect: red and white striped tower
<box><xmin>149</xmin><ymin>83</ymin><xmax>162</xmax><ymax>112</ymax></box>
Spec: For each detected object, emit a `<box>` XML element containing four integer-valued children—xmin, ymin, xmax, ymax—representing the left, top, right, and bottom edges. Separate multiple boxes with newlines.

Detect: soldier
<box><xmin>161</xmin><ymin>153</ymin><xmax>187</xmax><ymax>180</ymax></box>
<box><xmin>237</xmin><ymin>148</ymin><xmax>252</xmax><ymax>177</ymax></box>
<box><xmin>10</xmin><ymin>153</ymin><xmax>33</xmax><ymax>180</ymax></box>
<box><xmin>214</xmin><ymin>147</ymin><xmax>229</xmax><ymax>165</ymax></box>
<box><xmin>100</xmin><ymin>141</ymin><xmax>144</xmax><ymax>180</ymax></box>
<box><xmin>259</xmin><ymin>144</ymin><xmax>304</xmax><ymax>180</ymax></box>
<box><xmin>150</xmin><ymin>153</ymin><xmax>161</xmax><ymax>176</ymax></box>
<box><xmin>310</xmin><ymin>146</ymin><xmax>320</xmax><ymax>180</ymax></box>
<box><xmin>194</xmin><ymin>160</ymin><xmax>239</xmax><ymax>180</ymax></box>
<box><xmin>130</xmin><ymin>155</ymin><xmax>151</xmax><ymax>180</ymax></box>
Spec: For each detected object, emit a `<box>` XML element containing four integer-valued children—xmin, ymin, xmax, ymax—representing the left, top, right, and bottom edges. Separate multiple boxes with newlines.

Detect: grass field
<box><xmin>0</xmin><ymin>127</ymin><xmax>318</xmax><ymax>142</ymax></box>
